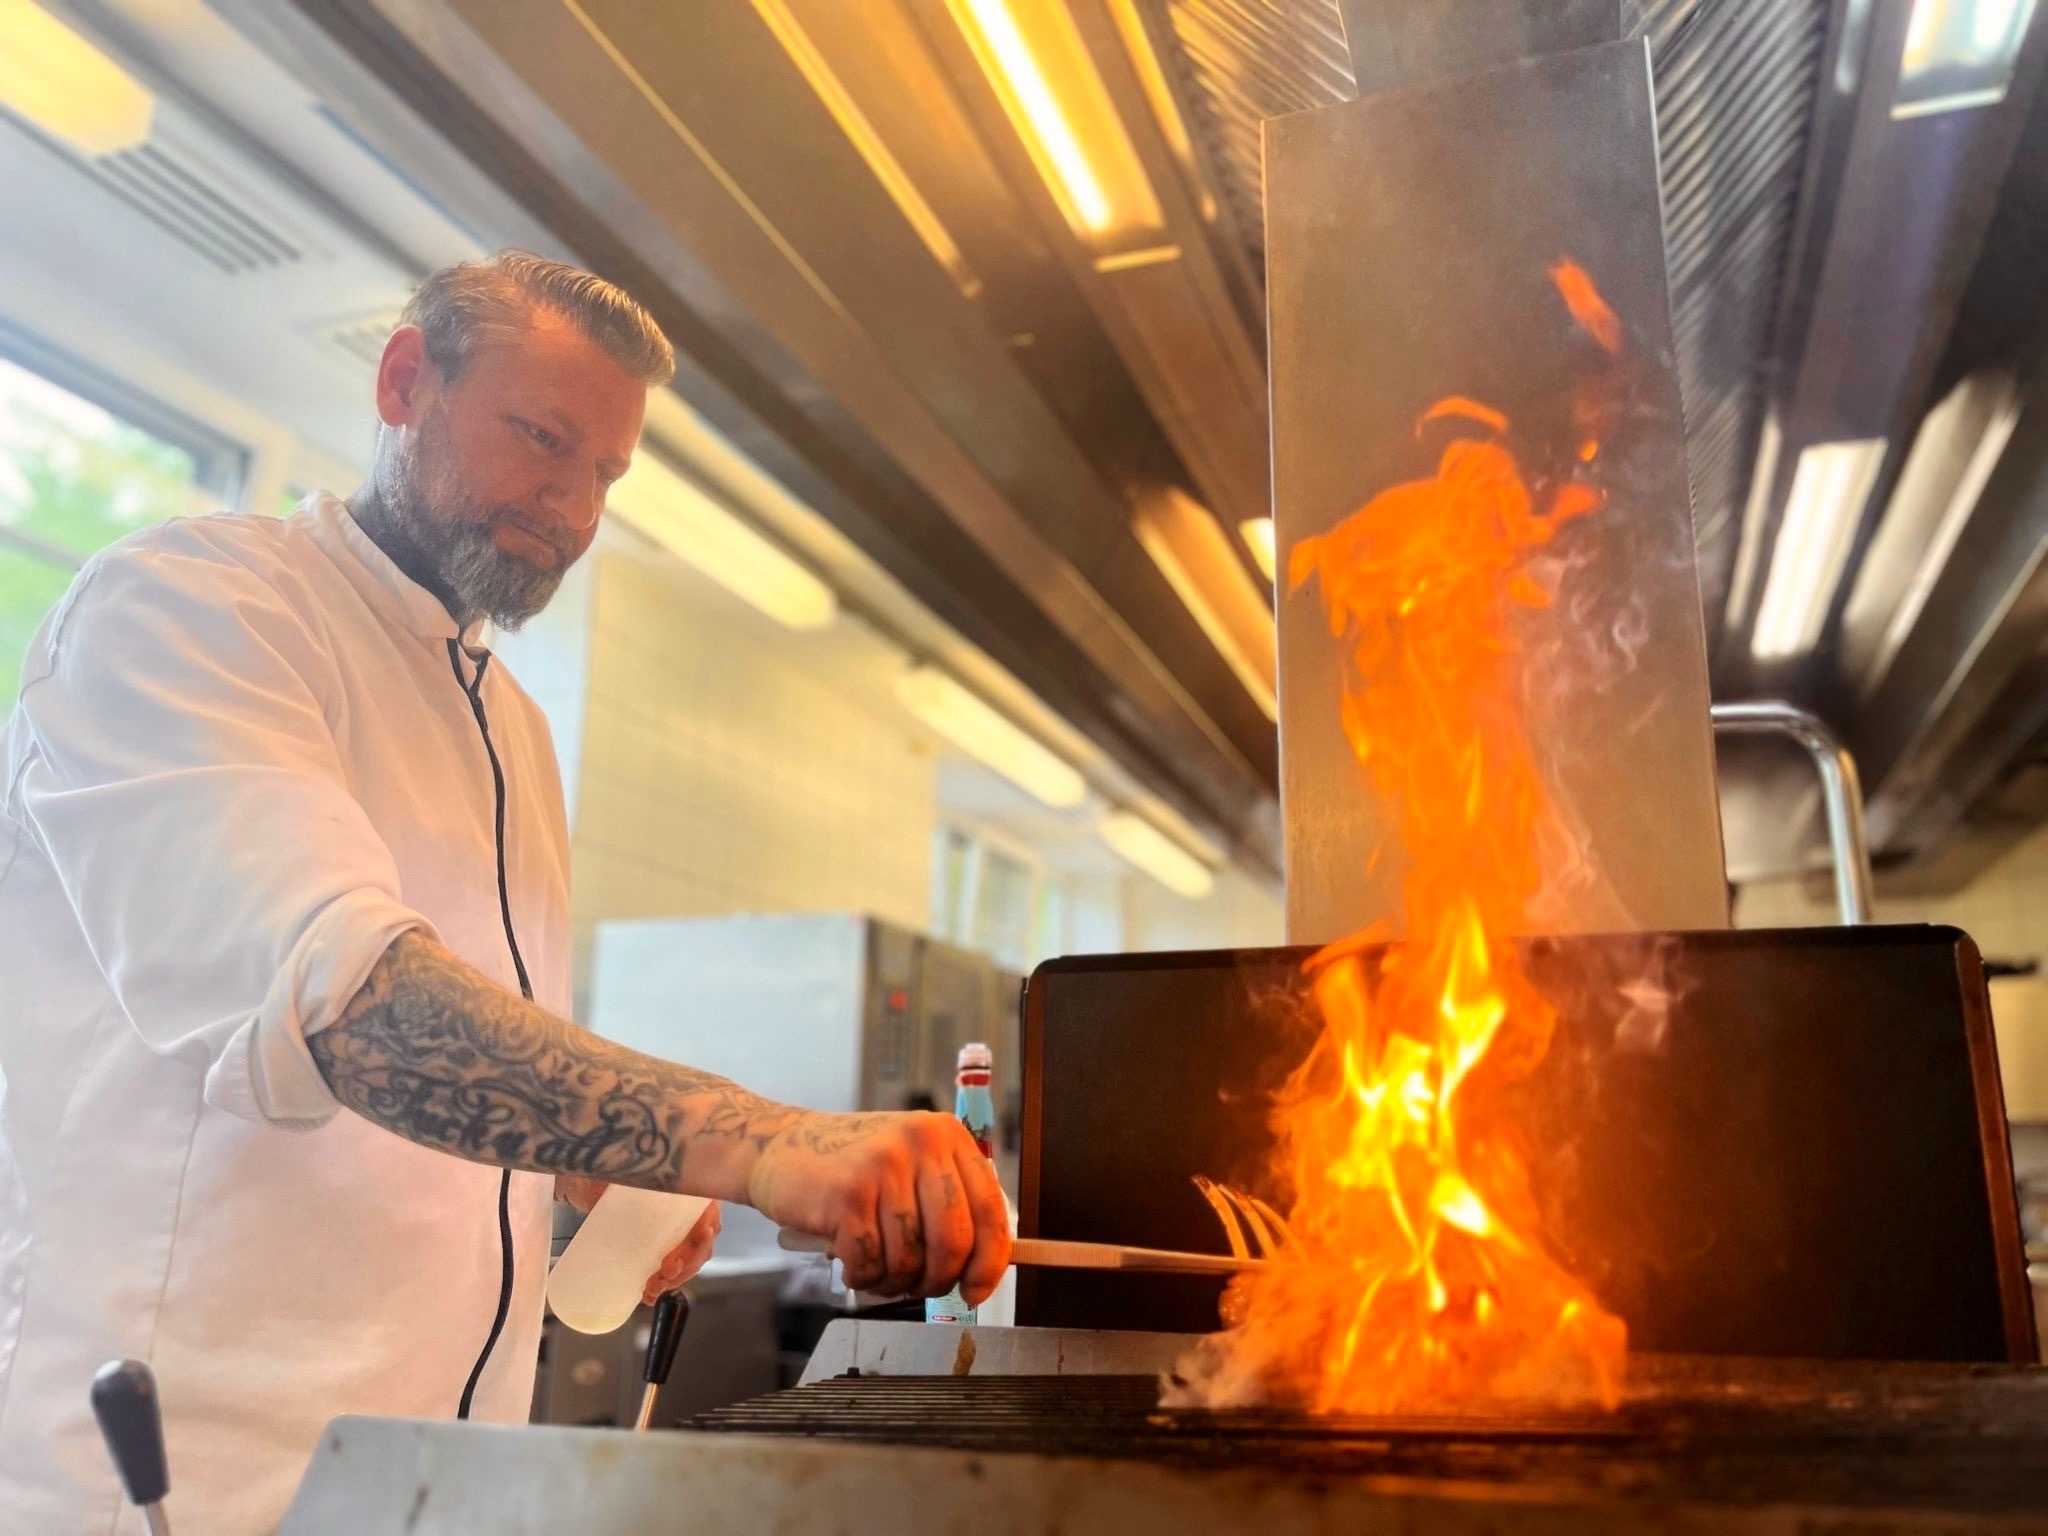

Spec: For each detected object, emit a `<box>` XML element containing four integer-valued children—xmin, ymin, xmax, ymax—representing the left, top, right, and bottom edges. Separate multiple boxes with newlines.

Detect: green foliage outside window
<box><xmin>0</xmin><ymin>358</ymin><xmax>207</xmax><ymax>711</ymax></box>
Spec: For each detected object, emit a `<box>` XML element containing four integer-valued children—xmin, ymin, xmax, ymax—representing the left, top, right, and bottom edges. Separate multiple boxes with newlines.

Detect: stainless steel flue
<box><xmin>1267</xmin><ymin>36</ymin><xmax>1730</xmax><ymax>943</ymax></box>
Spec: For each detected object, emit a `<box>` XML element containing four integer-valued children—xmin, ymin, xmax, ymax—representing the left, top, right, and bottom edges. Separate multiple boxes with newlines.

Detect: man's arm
<box><xmin>308</xmin><ymin>931</ymin><xmax>1011</xmax><ymax>1300</ymax></box>
<box><xmin>308</xmin><ymin>929</ymin><xmax>793</xmax><ymax>1200</ymax></box>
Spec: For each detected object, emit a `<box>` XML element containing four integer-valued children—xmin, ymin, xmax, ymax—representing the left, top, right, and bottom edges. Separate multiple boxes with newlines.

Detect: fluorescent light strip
<box><xmin>607</xmin><ymin>451</ymin><xmax>836</xmax><ymax>631</ymax></box>
<box><xmin>1854</xmin><ymin>385</ymin><xmax>2022</xmax><ymax>696</ymax></box>
<box><xmin>1133</xmin><ymin>507</ymin><xmax>1277</xmax><ymax>722</ymax></box>
<box><xmin>897</xmin><ymin>665</ymin><xmax>1087</xmax><ymax>809</ymax></box>
<box><xmin>1239</xmin><ymin>517</ymin><xmax>1276</xmax><ymax>583</ymax></box>
<box><xmin>943</xmin><ymin>0</ymin><xmax>1164</xmax><ymax>248</ymax></box>
<box><xmin>1750</xmin><ymin>439</ymin><xmax>1886</xmax><ymax>663</ymax></box>
<box><xmin>0</xmin><ymin>0</ymin><xmax>153</xmax><ymax>156</ymax></box>
<box><xmin>953</xmin><ymin>0</ymin><xmax>1108</xmax><ymax>229</ymax></box>
<box><xmin>1099</xmin><ymin>809</ymin><xmax>1213</xmax><ymax>899</ymax></box>
<box><xmin>1896</xmin><ymin>0</ymin><xmax>2037</xmax><ymax>116</ymax></box>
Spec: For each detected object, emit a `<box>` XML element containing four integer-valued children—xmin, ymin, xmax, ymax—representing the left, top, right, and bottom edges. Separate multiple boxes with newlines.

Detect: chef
<box><xmin>0</xmin><ymin>251</ymin><xmax>1011</xmax><ymax>1532</ymax></box>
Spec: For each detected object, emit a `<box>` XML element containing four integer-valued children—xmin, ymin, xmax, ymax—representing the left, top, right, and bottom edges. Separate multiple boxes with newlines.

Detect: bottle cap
<box><xmin>957</xmin><ymin>1042</ymin><xmax>993</xmax><ymax>1070</ymax></box>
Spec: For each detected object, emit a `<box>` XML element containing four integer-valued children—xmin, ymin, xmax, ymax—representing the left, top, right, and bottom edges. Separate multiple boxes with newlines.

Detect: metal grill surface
<box><xmin>688</xmin><ymin>1361</ymin><xmax>2048</xmax><ymax>1514</ymax></box>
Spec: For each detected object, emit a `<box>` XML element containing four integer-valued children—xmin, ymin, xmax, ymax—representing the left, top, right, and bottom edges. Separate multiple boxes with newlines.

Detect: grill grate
<box><xmin>688</xmin><ymin>1363</ymin><xmax>2048</xmax><ymax>1514</ymax></box>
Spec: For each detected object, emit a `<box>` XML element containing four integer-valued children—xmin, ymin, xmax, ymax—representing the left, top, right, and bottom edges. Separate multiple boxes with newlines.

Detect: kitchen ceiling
<box><xmin>204</xmin><ymin>0</ymin><xmax>2048</xmax><ymax>890</ymax></box>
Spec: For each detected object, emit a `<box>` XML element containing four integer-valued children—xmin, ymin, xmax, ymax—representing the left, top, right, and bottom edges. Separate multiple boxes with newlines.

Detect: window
<box><xmin>930</xmin><ymin>823</ymin><xmax>1074</xmax><ymax>973</ymax></box>
<box><xmin>0</xmin><ymin>334</ymin><xmax>245</xmax><ymax>710</ymax></box>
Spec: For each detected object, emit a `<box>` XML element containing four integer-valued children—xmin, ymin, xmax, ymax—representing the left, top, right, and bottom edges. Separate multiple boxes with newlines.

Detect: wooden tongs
<box><xmin>776</xmin><ymin>1176</ymin><xmax>1291</xmax><ymax>1277</ymax></box>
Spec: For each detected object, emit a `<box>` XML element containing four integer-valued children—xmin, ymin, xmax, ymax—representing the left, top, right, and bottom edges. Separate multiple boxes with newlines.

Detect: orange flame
<box><xmin>1183</xmin><ymin>260</ymin><xmax>1628</xmax><ymax>1414</ymax></box>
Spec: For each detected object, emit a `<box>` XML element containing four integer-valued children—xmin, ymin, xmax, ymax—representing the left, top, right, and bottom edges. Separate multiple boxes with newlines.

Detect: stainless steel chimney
<box><xmin>1267</xmin><ymin>28</ymin><xmax>1730</xmax><ymax>944</ymax></box>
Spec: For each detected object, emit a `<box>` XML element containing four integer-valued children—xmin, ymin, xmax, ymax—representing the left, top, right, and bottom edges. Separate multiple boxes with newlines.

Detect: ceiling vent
<box><xmin>86</xmin><ymin>117</ymin><xmax>310</xmax><ymax>274</ymax></box>
<box><xmin>324</xmin><ymin>312</ymin><xmax>399</xmax><ymax>370</ymax></box>
<box><xmin>2</xmin><ymin>104</ymin><xmax>317</xmax><ymax>276</ymax></box>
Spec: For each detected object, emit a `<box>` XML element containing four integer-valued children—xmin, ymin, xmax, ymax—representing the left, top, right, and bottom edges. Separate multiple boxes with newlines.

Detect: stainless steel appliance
<box><xmin>283</xmin><ymin>1320</ymin><xmax>2048</xmax><ymax>1534</ymax></box>
<box><xmin>587</xmin><ymin>912</ymin><xmax>1021</xmax><ymax>1205</ymax></box>
<box><xmin>587</xmin><ymin>911</ymin><xmax>1021</xmax><ymax>1132</ymax></box>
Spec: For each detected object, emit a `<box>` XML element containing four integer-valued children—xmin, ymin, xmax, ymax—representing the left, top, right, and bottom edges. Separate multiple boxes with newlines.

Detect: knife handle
<box><xmin>91</xmin><ymin>1359</ymin><xmax>171</xmax><ymax>1510</ymax></box>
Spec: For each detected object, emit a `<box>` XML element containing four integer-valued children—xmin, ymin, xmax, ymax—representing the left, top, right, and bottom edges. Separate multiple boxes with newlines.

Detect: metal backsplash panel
<box><xmin>1266</xmin><ymin>39</ymin><xmax>1728</xmax><ymax>942</ymax></box>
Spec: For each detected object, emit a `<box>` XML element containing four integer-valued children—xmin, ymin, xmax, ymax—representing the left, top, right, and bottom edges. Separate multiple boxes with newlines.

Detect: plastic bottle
<box><xmin>927</xmin><ymin>1042</ymin><xmax>1017</xmax><ymax>1325</ymax></box>
<box><xmin>547</xmin><ymin>1186</ymin><xmax>712</xmax><ymax>1335</ymax></box>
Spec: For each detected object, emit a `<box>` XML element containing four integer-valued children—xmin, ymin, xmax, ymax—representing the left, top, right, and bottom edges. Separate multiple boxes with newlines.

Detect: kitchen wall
<box><xmin>565</xmin><ymin>547</ymin><xmax>936</xmax><ymax>1005</ymax></box>
<box><xmin>1736</xmin><ymin>820</ymin><xmax>2048</xmax><ymax>963</ymax></box>
<box><xmin>491</xmin><ymin>553</ymin><xmax>596</xmax><ymax>825</ymax></box>
<box><xmin>1121</xmin><ymin>863</ymin><xmax>1287</xmax><ymax>953</ymax></box>
<box><xmin>501</xmin><ymin>539</ymin><xmax>1289</xmax><ymax>1012</ymax></box>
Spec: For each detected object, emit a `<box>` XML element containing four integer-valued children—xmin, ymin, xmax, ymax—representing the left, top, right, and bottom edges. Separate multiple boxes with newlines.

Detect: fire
<box><xmin>1174</xmin><ymin>259</ymin><xmax>1628</xmax><ymax>1415</ymax></box>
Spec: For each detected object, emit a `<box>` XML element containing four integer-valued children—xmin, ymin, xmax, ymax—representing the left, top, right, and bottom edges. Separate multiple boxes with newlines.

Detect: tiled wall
<box><xmin>1736</xmin><ymin>820</ymin><xmax>2048</xmax><ymax>965</ymax></box>
<box><xmin>1121</xmin><ymin>863</ymin><xmax>1287</xmax><ymax>953</ymax></box>
<box><xmin>490</xmin><ymin>555</ymin><xmax>595</xmax><ymax>826</ymax></box>
<box><xmin>568</xmin><ymin>550</ymin><xmax>935</xmax><ymax>1002</ymax></box>
<box><xmin>503</xmin><ymin>541</ymin><xmax>1290</xmax><ymax>1010</ymax></box>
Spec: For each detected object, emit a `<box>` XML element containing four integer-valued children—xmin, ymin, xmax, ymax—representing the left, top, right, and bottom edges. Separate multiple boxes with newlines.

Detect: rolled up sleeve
<box><xmin>6</xmin><ymin>535</ymin><xmax>434</xmax><ymax>1128</ymax></box>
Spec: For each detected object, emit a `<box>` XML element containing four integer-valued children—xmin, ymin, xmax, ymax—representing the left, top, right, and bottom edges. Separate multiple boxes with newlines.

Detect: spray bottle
<box><xmin>925</xmin><ymin>1042</ymin><xmax>1016</xmax><ymax>1325</ymax></box>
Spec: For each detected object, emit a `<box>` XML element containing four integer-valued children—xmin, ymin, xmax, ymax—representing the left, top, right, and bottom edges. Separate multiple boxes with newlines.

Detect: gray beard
<box><xmin>353</xmin><ymin>409</ymin><xmax>567</xmax><ymax>633</ymax></box>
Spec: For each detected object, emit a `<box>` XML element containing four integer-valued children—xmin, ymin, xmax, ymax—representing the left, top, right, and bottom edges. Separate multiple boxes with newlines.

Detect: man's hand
<box><xmin>748</xmin><ymin>1111</ymin><xmax>1011</xmax><ymax>1304</ymax></box>
<box><xmin>642</xmin><ymin>1200</ymin><xmax>721</xmax><ymax>1304</ymax></box>
<box><xmin>558</xmin><ymin>1180</ymin><xmax>725</xmax><ymax>1304</ymax></box>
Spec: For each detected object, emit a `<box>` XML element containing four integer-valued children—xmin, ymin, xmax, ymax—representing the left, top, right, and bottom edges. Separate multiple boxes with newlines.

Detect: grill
<box><xmin>691</xmin><ymin>1357</ymin><xmax>2048</xmax><ymax>1519</ymax></box>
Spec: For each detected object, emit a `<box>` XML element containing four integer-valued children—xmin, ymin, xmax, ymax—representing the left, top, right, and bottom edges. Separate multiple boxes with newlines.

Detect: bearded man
<box><xmin>0</xmin><ymin>252</ymin><xmax>1008</xmax><ymax>1532</ymax></box>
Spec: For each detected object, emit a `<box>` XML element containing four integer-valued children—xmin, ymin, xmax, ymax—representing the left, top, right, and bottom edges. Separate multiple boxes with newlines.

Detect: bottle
<box><xmin>926</xmin><ymin>1043</ymin><xmax>998</xmax><ymax>1325</ymax></box>
<box><xmin>547</xmin><ymin>1187</ymin><xmax>712</xmax><ymax>1335</ymax></box>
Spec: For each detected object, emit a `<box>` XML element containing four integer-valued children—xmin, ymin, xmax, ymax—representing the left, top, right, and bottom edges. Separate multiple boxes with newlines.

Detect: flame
<box><xmin>1178</xmin><ymin>260</ymin><xmax>1628</xmax><ymax>1415</ymax></box>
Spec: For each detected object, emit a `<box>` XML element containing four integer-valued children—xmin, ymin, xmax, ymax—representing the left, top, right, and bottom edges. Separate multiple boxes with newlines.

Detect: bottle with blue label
<box><xmin>925</xmin><ymin>1042</ymin><xmax>996</xmax><ymax>1325</ymax></box>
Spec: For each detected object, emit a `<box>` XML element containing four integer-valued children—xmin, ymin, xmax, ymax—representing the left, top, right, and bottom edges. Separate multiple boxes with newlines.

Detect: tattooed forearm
<box><xmin>308</xmin><ymin>930</ymin><xmax>803</xmax><ymax>1197</ymax></box>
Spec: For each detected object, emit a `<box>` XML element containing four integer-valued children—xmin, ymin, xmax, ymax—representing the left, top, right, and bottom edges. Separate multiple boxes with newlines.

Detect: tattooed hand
<box><xmin>747</xmin><ymin>1111</ymin><xmax>1011</xmax><ymax>1303</ymax></box>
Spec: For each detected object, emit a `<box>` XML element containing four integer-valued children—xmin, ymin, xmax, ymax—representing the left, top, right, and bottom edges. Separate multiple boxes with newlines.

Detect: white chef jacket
<box><xmin>0</xmin><ymin>493</ymin><xmax>571</xmax><ymax>1533</ymax></box>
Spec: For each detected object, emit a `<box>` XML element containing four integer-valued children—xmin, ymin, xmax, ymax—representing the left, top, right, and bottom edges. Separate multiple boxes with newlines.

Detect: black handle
<box><xmin>642</xmin><ymin>1291</ymin><xmax>691</xmax><ymax>1389</ymax></box>
<box><xmin>91</xmin><ymin>1359</ymin><xmax>169</xmax><ymax>1507</ymax></box>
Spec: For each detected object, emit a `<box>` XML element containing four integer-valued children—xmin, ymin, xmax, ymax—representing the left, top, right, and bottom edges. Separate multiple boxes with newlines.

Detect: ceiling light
<box><xmin>1133</xmin><ymin>491</ymin><xmax>1277</xmax><ymax>720</ymax></box>
<box><xmin>1103</xmin><ymin>0</ymin><xmax>1199</xmax><ymax>185</ymax></box>
<box><xmin>1896</xmin><ymin>0</ymin><xmax>2038</xmax><ymax>117</ymax></box>
<box><xmin>1840</xmin><ymin>373</ymin><xmax>2021</xmax><ymax>695</ymax></box>
<box><xmin>898</xmin><ymin>665</ymin><xmax>1087</xmax><ymax>808</ymax></box>
<box><xmin>608</xmin><ymin>450</ymin><xmax>836</xmax><ymax>630</ymax></box>
<box><xmin>0</xmin><ymin>1</ymin><xmax>153</xmax><ymax>157</ymax></box>
<box><xmin>944</xmin><ymin>0</ymin><xmax>1166</xmax><ymax>255</ymax></box>
<box><xmin>1239</xmin><ymin>517</ymin><xmax>1276</xmax><ymax>583</ymax></box>
<box><xmin>1099</xmin><ymin>810</ymin><xmax>1213</xmax><ymax>899</ymax></box>
<box><xmin>1751</xmin><ymin>439</ymin><xmax>1887</xmax><ymax>663</ymax></box>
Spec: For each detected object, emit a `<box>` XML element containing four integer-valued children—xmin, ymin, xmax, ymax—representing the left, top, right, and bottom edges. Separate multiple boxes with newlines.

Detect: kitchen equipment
<box><xmin>1710</xmin><ymin>701</ymin><xmax>1876</xmax><ymax>923</ymax></box>
<box><xmin>776</xmin><ymin>1229</ymin><xmax>1267</xmax><ymax>1278</ymax></box>
<box><xmin>1270</xmin><ymin>34</ymin><xmax>1730</xmax><ymax>944</ymax></box>
<box><xmin>546</xmin><ymin>1187</ymin><xmax>713</xmax><ymax>1335</ymax></box>
<box><xmin>588</xmin><ymin>913</ymin><xmax>1022</xmax><ymax>1128</ymax></box>
<box><xmin>633</xmin><ymin>1290</ymin><xmax>690</xmax><ymax>1432</ymax></box>
<box><xmin>91</xmin><ymin>1358</ymin><xmax>172</xmax><ymax>1536</ymax></box>
<box><xmin>587</xmin><ymin>913</ymin><xmax>1023</xmax><ymax>1272</ymax></box>
<box><xmin>532</xmin><ymin>1265</ymin><xmax>784</xmax><ymax>1428</ymax></box>
<box><xmin>1019</xmin><ymin>925</ymin><xmax>2033</xmax><ymax>1360</ymax></box>
<box><xmin>278</xmin><ymin>1321</ymin><xmax>2048</xmax><ymax>1535</ymax></box>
